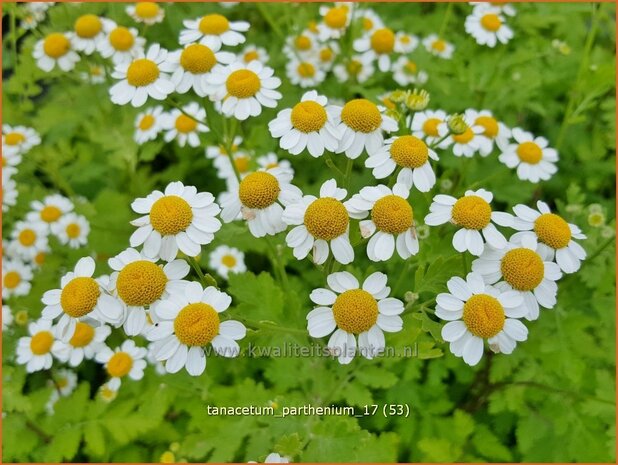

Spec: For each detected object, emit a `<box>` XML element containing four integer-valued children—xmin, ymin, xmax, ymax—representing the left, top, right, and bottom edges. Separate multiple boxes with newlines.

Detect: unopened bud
<box><xmin>405</xmin><ymin>89</ymin><xmax>430</xmax><ymax>111</ymax></box>
<box><xmin>447</xmin><ymin>113</ymin><xmax>468</xmax><ymax>135</ymax></box>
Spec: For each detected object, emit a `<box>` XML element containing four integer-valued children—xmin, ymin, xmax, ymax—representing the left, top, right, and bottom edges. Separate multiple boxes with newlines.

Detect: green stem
<box><xmin>255</xmin><ymin>3</ymin><xmax>285</xmax><ymax>41</ymax></box>
<box><xmin>168</xmin><ymin>99</ymin><xmax>209</xmax><ymax>127</ymax></box>
<box><xmin>461</xmin><ymin>252</ymin><xmax>468</xmax><ymax>275</ymax></box>
<box><xmin>325</xmin><ymin>152</ymin><xmax>345</xmax><ymax>178</ymax></box>
<box><xmin>438</xmin><ymin>2</ymin><xmax>454</xmax><ymax>39</ymax></box>
<box><xmin>186</xmin><ymin>256</ymin><xmax>218</xmax><ymax>289</ymax></box>
<box><xmin>343</xmin><ymin>158</ymin><xmax>353</xmax><ymax>190</ymax></box>
<box><xmin>429</xmin><ymin>132</ymin><xmax>451</xmax><ymax>149</ymax></box>
<box><xmin>588</xmin><ymin>236</ymin><xmax>614</xmax><ymax>261</ymax></box>
<box><xmin>266</xmin><ymin>237</ymin><xmax>289</xmax><ymax>291</ymax></box>
<box><xmin>241</xmin><ymin>318</ymin><xmax>306</xmax><ymax>336</ymax></box>
<box><xmin>222</xmin><ymin>117</ymin><xmax>242</xmax><ymax>182</ymax></box>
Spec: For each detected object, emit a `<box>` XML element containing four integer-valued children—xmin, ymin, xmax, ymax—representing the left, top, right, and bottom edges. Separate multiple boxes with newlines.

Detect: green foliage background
<box><xmin>2</xmin><ymin>2</ymin><xmax>616</xmax><ymax>463</ymax></box>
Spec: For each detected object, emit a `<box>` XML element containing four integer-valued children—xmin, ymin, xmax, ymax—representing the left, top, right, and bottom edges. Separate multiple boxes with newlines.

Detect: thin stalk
<box><xmin>438</xmin><ymin>2</ymin><xmax>454</xmax><ymax>39</ymax></box>
<box><xmin>588</xmin><ymin>236</ymin><xmax>614</xmax><ymax>261</ymax></box>
<box><xmin>241</xmin><ymin>318</ymin><xmax>306</xmax><ymax>336</ymax></box>
<box><xmin>222</xmin><ymin>117</ymin><xmax>242</xmax><ymax>182</ymax></box>
<box><xmin>186</xmin><ymin>256</ymin><xmax>218</xmax><ymax>288</ymax></box>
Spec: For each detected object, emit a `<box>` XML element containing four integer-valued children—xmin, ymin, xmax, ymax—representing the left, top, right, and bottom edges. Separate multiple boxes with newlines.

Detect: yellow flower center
<box><xmin>160</xmin><ymin>452</ymin><xmax>175</xmax><ymax>463</ymax></box>
<box><xmin>66</xmin><ymin>223</ymin><xmax>81</xmax><ymax>239</ymax></box>
<box><xmin>462</xmin><ymin>294</ymin><xmax>505</xmax><ymax>339</ymax></box>
<box><xmin>35</xmin><ymin>252</ymin><xmax>46</xmax><ymax>266</ymax></box>
<box><xmin>400</xmin><ymin>35</ymin><xmax>411</xmax><ymax>44</ymax></box>
<box><xmin>297</xmin><ymin>62</ymin><xmax>316</xmax><ymax>78</ymax></box>
<box><xmin>139</xmin><ymin>114</ymin><xmax>155</xmax><ymax>130</ymax></box>
<box><xmin>74</xmin><ymin>14</ymin><xmax>102</xmax><ymax>38</ymax></box>
<box><xmin>180</xmin><ymin>43</ymin><xmax>216</xmax><ymax>74</ymax></box>
<box><xmin>234</xmin><ymin>155</ymin><xmax>250</xmax><ymax>173</ymax></box>
<box><xmin>291</xmin><ymin>101</ymin><xmax>327</xmax><ymax>133</ymax></box>
<box><xmin>109</xmin><ymin>27</ymin><xmax>135</xmax><ymax>51</ymax></box>
<box><xmin>5</xmin><ymin>132</ymin><xmax>25</xmax><ymax>145</ymax></box>
<box><xmin>57</xmin><ymin>377</ymin><xmax>69</xmax><ymax>388</ymax></box>
<box><xmin>370</xmin><ymin>28</ymin><xmax>395</xmax><ymax>54</ymax></box>
<box><xmin>126</xmin><ymin>58</ymin><xmax>160</xmax><ymax>87</ymax></box>
<box><xmin>222</xmin><ymin>254</ymin><xmax>237</xmax><ymax>267</ymax></box>
<box><xmin>106</xmin><ymin>352</ymin><xmax>133</xmax><ymax>378</ymax></box>
<box><xmin>295</xmin><ymin>35</ymin><xmax>312</xmax><ymax>51</ymax></box>
<box><xmin>174</xmin><ymin>302</ymin><xmax>220</xmax><ymax>346</ymax></box>
<box><xmin>453</xmin><ymin>127</ymin><xmax>474</xmax><ymax>144</ymax></box>
<box><xmin>533</xmin><ymin>213</ymin><xmax>572</xmax><ymax>249</ymax></box>
<box><xmin>362</xmin><ymin>17</ymin><xmax>374</xmax><ymax>31</ymax></box>
<box><xmin>135</xmin><ymin>2</ymin><xmax>160</xmax><ymax>19</ymax></box>
<box><xmin>150</xmin><ymin>195</ymin><xmax>194</xmax><ymax>235</ymax></box>
<box><xmin>371</xmin><ymin>195</ymin><xmax>413</xmax><ymax>234</ymax></box>
<box><xmin>100</xmin><ymin>385</ymin><xmax>117</xmax><ymax>401</ymax></box>
<box><xmin>238</xmin><ymin>172</ymin><xmax>280</xmax><ymax>209</ymax></box>
<box><xmin>116</xmin><ymin>260</ymin><xmax>168</xmax><ymax>306</ymax></box>
<box><xmin>4</xmin><ymin>271</ymin><xmax>21</xmax><ymax>289</ymax></box>
<box><xmin>304</xmin><ymin>197</ymin><xmax>349</xmax><ymax>240</ymax></box>
<box><xmin>432</xmin><ymin>39</ymin><xmax>446</xmax><ymax>52</ymax></box>
<box><xmin>18</xmin><ymin>229</ymin><xmax>36</xmax><ymax>246</ymax></box>
<box><xmin>501</xmin><ymin>248</ymin><xmax>545</xmax><ymax>291</ymax></box>
<box><xmin>199</xmin><ymin>14</ymin><xmax>229</xmax><ymax>35</ymax></box>
<box><xmin>69</xmin><ymin>321</ymin><xmax>95</xmax><ymax>348</ymax></box>
<box><xmin>381</xmin><ymin>96</ymin><xmax>395</xmax><ymax>110</ymax></box>
<box><xmin>516</xmin><ymin>141</ymin><xmax>543</xmax><ymax>164</ymax></box>
<box><xmin>243</xmin><ymin>50</ymin><xmax>259</xmax><ymax>62</ymax></box>
<box><xmin>30</xmin><ymin>331</ymin><xmax>54</xmax><ymax>355</ymax></box>
<box><xmin>404</xmin><ymin>61</ymin><xmax>418</xmax><ymax>74</ymax></box>
<box><xmin>341</xmin><ymin>99</ymin><xmax>382</xmax><ymax>133</ymax></box>
<box><xmin>43</xmin><ymin>33</ymin><xmax>70</xmax><ymax>58</ymax></box>
<box><xmin>346</xmin><ymin>59</ymin><xmax>362</xmax><ymax>76</ymax></box>
<box><xmin>475</xmin><ymin>116</ymin><xmax>499</xmax><ymax>138</ymax></box>
<box><xmin>324</xmin><ymin>7</ymin><xmax>348</xmax><ymax>29</ymax></box>
<box><xmin>452</xmin><ymin>196</ymin><xmax>492</xmax><ymax>230</ymax></box>
<box><xmin>40</xmin><ymin>205</ymin><xmax>62</xmax><ymax>223</ymax></box>
<box><xmin>422</xmin><ymin>118</ymin><xmax>441</xmax><ymax>137</ymax></box>
<box><xmin>319</xmin><ymin>47</ymin><xmax>333</xmax><ymax>62</ymax></box>
<box><xmin>481</xmin><ymin>13</ymin><xmax>502</xmax><ymax>32</ymax></box>
<box><xmin>175</xmin><ymin>114</ymin><xmax>198</xmax><ymax>134</ymax></box>
<box><xmin>390</xmin><ymin>135</ymin><xmax>429</xmax><ymax>168</ymax></box>
<box><xmin>226</xmin><ymin>69</ymin><xmax>261</xmax><ymax>98</ymax></box>
<box><xmin>332</xmin><ymin>289</ymin><xmax>378</xmax><ymax>334</ymax></box>
<box><xmin>308</xmin><ymin>20</ymin><xmax>319</xmax><ymax>33</ymax></box>
<box><xmin>60</xmin><ymin>277</ymin><xmax>101</xmax><ymax>317</ymax></box>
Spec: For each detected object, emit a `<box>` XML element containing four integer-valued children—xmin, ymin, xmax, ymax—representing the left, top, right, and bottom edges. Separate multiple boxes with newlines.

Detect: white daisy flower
<box><xmin>333</xmin><ymin>55</ymin><xmax>375</xmax><ymax>84</ymax></box>
<box><xmin>317</xmin><ymin>4</ymin><xmax>352</xmax><ymax>40</ymax></box>
<box><xmin>465</xmin><ymin>6</ymin><xmax>513</xmax><ymax>47</ymax></box>
<box><xmin>161</xmin><ymin>103</ymin><xmax>210</xmax><ymax>147</ymax></box>
<box><xmin>51</xmin><ymin>321</ymin><xmax>111</xmax><ymax>366</ymax></box>
<box><xmin>423</xmin><ymin>34</ymin><xmax>455</xmax><ymax>59</ymax></box>
<box><xmin>51</xmin><ymin>213</ymin><xmax>90</xmax><ymax>248</ymax></box>
<box><xmin>307</xmin><ymin>271</ymin><xmax>404</xmax><ymax>364</ymax></box>
<box><xmin>425</xmin><ymin>189</ymin><xmax>514</xmax><ymax>256</ymax></box>
<box><xmin>216</xmin><ymin>152</ymin><xmax>254</xmax><ymax>184</ymax></box>
<box><xmin>33</xmin><ymin>32</ymin><xmax>80</xmax><ymax>72</ymax></box>
<box><xmin>316</xmin><ymin>42</ymin><xmax>340</xmax><ymax>70</ymax></box>
<box><xmin>282</xmin><ymin>178</ymin><xmax>354</xmax><ymax>265</ymax></box>
<box><xmin>179</xmin><ymin>13</ymin><xmax>249</xmax><ymax>48</ymax></box>
<box><xmin>366</xmin><ymin>135</ymin><xmax>438</xmax><ymax>192</ymax></box>
<box><xmin>2</xmin><ymin>124</ymin><xmax>41</xmax><ymax>156</ymax></box>
<box><xmin>97</xmin><ymin>22</ymin><xmax>145</xmax><ymax>65</ymax></box>
<box><xmin>286</xmin><ymin>58</ymin><xmax>326</xmax><ymax>88</ymax></box>
<box><xmin>72</xmin><ymin>14</ymin><xmax>106</xmax><ymax>55</ymax></box>
<box><xmin>206</xmin><ymin>136</ymin><xmax>244</xmax><ymax>162</ymax></box>
<box><xmin>449</xmin><ymin>114</ymin><xmax>485</xmax><ymax>158</ymax></box>
<box><xmin>392</xmin><ymin>56</ymin><xmax>428</xmax><ymax>86</ymax></box>
<box><xmin>220</xmin><ymin>168</ymin><xmax>302</xmax><ymax>237</ymax></box>
<box><xmin>26</xmin><ymin>2</ymin><xmax>54</xmax><ymax>13</ymax></box>
<box><xmin>333</xmin><ymin>99</ymin><xmax>398</xmax><ymax>159</ymax></box>
<box><xmin>472</xmin><ymin>235</ymin><xmax>563</xmax><ymax>320</ymax></box>
<box><xmin>396</xmin><ymin>32</ymin><xmax>419</xmax><ymax>53</ymax></box>
<box><xmin>498</xmin><ymin>128</ymin><xmax>559</xmax><ymax>183</ymax></box>
<box><xmin>42</xmin><ymin>257</ymin><xmax>125</xmax><ymax>341</ymax></box>
<box><xmin>346</xmin><ymin>183</ymin><xmax>420</xmax><ymax>261</ymax></box>
<box><xmin>31</xmin><ymin>242</ymin><xmax>51</xmax><ymax>269</ymax></box>
<box><xmin>283</xmin><ymin>32</ymin><xmax>318</xmax><ymax>61</ymax></box>
<box><xmin>95</xmin><ymin>340</ymin><xmax>147</xmax><ymax>390</ymax></box>
<box><xmin>208</xmin><ymin>61</ymin><xmax>282</xmax><ymax>121</ymax></box>
<box><xmin>470</xmin><ymin>2</ymin><xmax>516</xmax><ymax>16</ymax></box>
<box><xmin>2</xmin><ymin>259</ymin><xmax>33</xmax><ymax>298</ymax></box>
<box><xmin>438</xmin><ymin>272</ymin><xmax>528</xmax><ymax>366</ymax></box>
<box><xmin>26</xmin><ymin>194</ymin><xmax>74</xmax><ymax>231</ymax></box>
<box><xmin>510</xmin><ymin>200</ymin><xmax>587</xmax><ymax>273</ymax></box>
<box><xmin>240</xmin><ymin>45</ymin><xmax>269</xmax><ymax>65</ymax></box>
<box><xmin>16</xmin><ymin>319</ymin><xmax>56</xmax><ymax>372</ymax></box>
<box><xmin>354</xmin><ymin>27</ymin><xmax>404</xmax><ymax>72</ymax></box>
<box><xmin>126</xmin><ymin>2</ymin><xmax>165</xmax><ymax>25</ymax></box>
<box><xmin>134</xmin><ymin>106</ymin><xmax>164</xmax><ymax>144</ymax></box>
<box><xmin>2</xmin><ymin>177</ymin><xmax>18</xmax><ymax>212</ymax></box>
<box><xmin>465</xmin><ymin>109</ymin><xmax>511</xmax><ymax>155</ymax></box>
<box><xmin>10</xmin><ymin>221</ymin><xmax>48</xmax><ymax>261</ymax></box>
<box><xmin>148</xmin><ymin>282</ymin><xmax>246</xmax><ymax>376</ymax></box>
<box><xmin>21</xmin><ymin>10</ymin><xmax>45</xmax><ymax>30</ymax></box>
<box><xmin>2</xmin><ymin>305</ymin><xmax>14</xmax><ymax>331</ymax></box>
<box><xmin>410</xmin><ymin>109</ymin><xmax>450</xmax><ymax>148</ymax></box>
<box><xmin>98</xmin><ymin>382</ymin><xmax>119</xmax><ymax>401</ymax></box>
<box><xmin>208</xmin><ymin>245</ymin><xmax>246</xmax><ymax>279</ymax></box>
<box><xmin>269</xmin><ymin>91</ymin><xmax>340</xmax><ymax>158</ymax></box>
<box><xmin>80</xmin><ymin>63</ymin><xmax>106</xmax><ymax>84</ymax></box>
<box><xmin>110</xmin><ymin>44</ymin><xmax>175</xmax><ymax>107</ymax></box>
<box><xmin>257</xmin><ymin>153</ymin><xmax>294</xmax><ymax>175</ymax></box>
<box><xmin>356</xmin><ymin>8</ymin><xmax>384</xmax><ymax>34</ymax></box>
<box><xmin>45</xmin><ymin>369</ymin><xmax>78</xmax><ymax>414</ymax></box>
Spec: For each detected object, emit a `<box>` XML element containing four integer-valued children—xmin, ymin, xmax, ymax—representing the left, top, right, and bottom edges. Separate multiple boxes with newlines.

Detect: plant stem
<box><xmin>266</xmin><ymin>237</ymin><xmax>289</xmax><ymax>291</ymax></box>
<box><xmin>241</xmin><ymin>318</ymin><xmax>306</xmax><ymax>336</ymax></box>
<box><xmin>588</xmin><ymin>236</ymin><xmax>614</xmax><ymax>261</ymax></box>
<box><xmin>343</xmin><ymin>157</ymin><xmax>353</xmax><ymax>190</ymax></box>
<box><xmin>222</xmin><ymin>117</ymin><xmax>242</xmax><ymax>182</ymax></box>
<box><xmin>438</xmin><ymin>2</ymin><xmax>454</xmax><ymax>39</ymax></box>
<box><xmin>186</xmin><ymin>256</ymin><xmax>218</xmax><ymax>288</ymax></box>
<box><xmin>168</xmin><ymin>100</ymin><xmax>209</xmax><ymax>127</ymax></box>
<box><xmin>461</xmin><ymin>252</ymin><xmax>468</xmax><ymax>274</ymax></box>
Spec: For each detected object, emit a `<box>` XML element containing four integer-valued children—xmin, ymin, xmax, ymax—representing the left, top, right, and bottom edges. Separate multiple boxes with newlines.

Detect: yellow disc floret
<box><xmin>452</xmin><ymin>196</ymin><xmax>492</xmax><ymax>230</ymax></box>
<box><xmin>126</xmin><ymin>58</ymin><xmax>159</xmax><ymax>87</ymax></box>
<box><xmin>226</xmin><ymin>69</ymin><xmax>261</xmax><ymax>98</ymax></box>
<box><xmin>222</xmin><ymin>255</ymin><xmax>237</xmax><ymax>267</ymax></box>
<box><xmin>517</xmin><ymin>141</ymin><xmax>542</xmax><ymax>164</ymax></box>
<box><xmin>234</xmin><ymin>155</ymin><xmax>250</xmax><ymax>173</ymax></box>
<box><xmin>475</xmin><ymin>116</ymin><xmax>499</xmax><ymax>138</ymax></box>
<box><xmin>61</xmin><ymin>277</ymin><xmax>101</xmax><ymax>317</ymax></box>
<box><xmin>139</xmin><ymin>114</ymin><xmax>155</xmax><ymax>130</ymax></box>
<box><xmin>135</xmin><ymin>2</ymin><xmax>160</xmax><ymax>19</ymax></box>
<box><xmin>175</xmin><ymin>114</ymin><xmax>198</xmax><ymax>134</ymax></box>
<box><xmin>481</xmin><ymin>13</ymin><xmax>502</xmax><ymax>32</ymax></box>
<box><xmin>40</xmin><ymin>205</ymin><xmax>62</xmax><ymax>223</ymax></box>
<box><xmin>18</xmin><ymin>229</ymin><xmax>36</xmax><ymax>246</ymax></box>
<box><xmin>106</xmin><ymin>352</ymin><xmax>133</xmax><ymax>377</ymax></box>
<box><xmin>66</xmin><ymin>223</ymin><xmax>81</xmax><ymax>239</ymax></box>
<box><xmin>243</xmin><ymin>50</ymin><xmax>259</xmax><ymax>62</ymax></box>
<box><xmin>371</xmin><ymin>195</ymin><xmax>413</xmax><ymax>234</ymax></box>
<box><xmin>432</xmin><ymin>39</ymin><xmax>446</xmax><ymax>52</ymax></box>
<box><xmin>295</xmin><ymin>35</ymin><xmax>312</xmax><ymax>51</ymax></box>
<box><xmin>404</xmin><ymin>61</ymin><xmax>418</xmax><ymax>75</ymax></box>
<box><xmin>116</xmin><ymin>260</ymin><xmax>167</xmax><ymax>306</ymax></box>
<box><xmin>332</xmin><ymin>289</ymin><xmax>378</xmax><ymax>334</ymax></box>
<box><xmin>174</xmin><ymin>302</ymin><xmax>220</xmax><ymax>346</ymax></box>
<box><xmin>297</xmin><ymin>62</ymin><xmax>316</xmax><ymax>78</ymax></box>
<box><xmin>453</xmin><ymin>127</ymin><xmax>474</xmax><ymax>144</ymax></box>
<box><xmin>534</xmin><ymin>213</ymin><xmax>572</xmax><ymax>249</ymax></box>
<box><xmin>291</xmin><ymin>101</ymin><xmax>327</xmax><ymax>133</ymax></box>
<box><xmin>347</xmin><ymin>59</ymin><xmax>362</xmax><ymax>76</ymax></box>
<box><xmin>341</xmin><ymin>99</ymin><xmax>382</xmax><ymax>133</ymax></box>
<box><xmin>500</xmin><ymin>248</ymin><xmax>544</xmax><ymax>291</ymax></box>
<box><xmin>4</xmin><ymin>271</ymin><xmax>21</xmax><ymax>289</ymax></box>
<box><xmin>69</xmin><ymin>321</ymin><xmax>95</xmax><ymax>348</ymax></box>
<box><xmin>238</xmin><ymin>172</ymin><xmax>280</xmax><ymax>209</ymax></box>
<box><xmin>150</xmin><ymin>195</ymin><xmax>193</xmax><ymax>236</ymax></box>
<box><xmin>74</xmin><ymin>14</ymin><xmax>102</xmax><ymax>38</ymax></box>
<box><xmin>462</xmin><ymin>294</ymin><xmax>505</xmax><ymax>338</ymax></box>
<box><xmin>180</xmin><ymin>44</ymin><xmax>216</xmax><ymax>74</ymax></box>
<box><xmin>44</xmin><ymin>33</ymin><xmax>70</xmax><ymax>58</ymax></box>
<box><xmin>324</xmin><ymin>7</ymin><xmax>348</xmax><ymax>29</ymax></box>
<box><xmin>422</xmin><ymin>118</ymin><xmax>441</xmax><ymax>137</ymax></box>
<box><xmin>199</xmin><ymin>14</ymin><xmax>229</xmax><ymax>35</ymax></box>
<box><xmin>4</xmin><ymin>132</ymin><xmax>25</xmax><ymax>145</ymax></box>
<box><xmin>304</xmin><ymin>197</ymin><xmax>349</xmax><ymax>240</ymax></box>
<box><xmin>30</xmin><ymin>331</ymin><xmax>54</xmax><ymax>355</ymax></box>
<box><xmin>370</xmin><ymin>28</ymin><xmax>395</xmax><ymax>54</ymax></box>
<box><xmin>109</xmin><ymin>27</ymin><xmax>135</xmax><ymax>51</ymax></box>
<box><xmin>390</xmin><ymin>135</ymin><xmax>429</xmax><ymax>168</ymax></box>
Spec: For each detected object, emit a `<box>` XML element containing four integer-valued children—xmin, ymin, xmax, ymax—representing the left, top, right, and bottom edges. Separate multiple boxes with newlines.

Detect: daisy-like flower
<box><xmin>498</xmin><ymin>128</ymin><xmax>559</xmax><ymax>183</ymax></box>
<box><xmin>166</xmin><ymin>43</ymin><xmax>235</xmax><ymax>97</ymax></box>
<box><xmin>2</xmin><ymin>259</ymin><xmax>33</xmax><ymax>298</ymax></box>
<box><xmin>2</xmin><ymin>305</ymin><xmax>14</xmax><ymax>331</ymax></box>
<box><xmin>208</xmin><ymin>245</ymin><xmax>246</xmax><ymax>279</ymax></box>
<box><xmin>425</xmin><ymin>189</ymin><xmax>513</xmax><ymax>256</ymax></box>
<box><xmin>307</xmin><ymin>271</ymin><xmax>404</xmax><ymax>364</ymax></box>
<box><xmin>51</xmin><ymin>321</ymin><xmax>111</xmax><ymax>366</ymax></box>
<box><xmin>282</xmin><ymin>179</ymin><xmax>354</xmax><ymax>265</ymax></box>
<box><xmin>107</xmin><ymin>254</ymin><xmax>179</xmax><ymax>337</ymax></box>
<box><xmin>510</xmin><ymin>201</ymin><xmax>587</xmax><ymax>273</ymax></box>
<box><xmin>269</xmin><ymin>91</ymin><xmax>340</xmax><ymax>158</ymax></box>
<box><xmin>10</xmin><ymin>221</ymin><xmax>48</xmax><ymax>262</ymax></box>
<box><xmin>208</xmin><ymin>61</ymin><xmax>282</xmax><ymax>121</ymax></box>
<box><xmin>449</xmin><ymin>116</ymin><xmax>485</xmax><ymax>158</ymax></box>
<box><xmin>42</xmin><ymin>257</ymin><xmax>124</xmax><ymax>341</ymax></box>
<box><xmin>148</xmin><ymin>282</ymin><xmax>246</xmax><ymax>376</ymax></box>
<box><xmin>80</xmin><ymin>63</ymin><xmax>106</xmax><ymax>84</ymax></box>
<box><xmin>438</xmin><ymin>272</ymin><xmax>528</xmax><ymax>366</ymax></box>
<box><xmin>2</xmin><ymin>177</ymin><xmax>18</xmax><ymax>212</ymax></box>
<box><xmin>110</xmin><ymin>44</ymin><xmax>174</xmax><ymax>107</ymax></box>
<box><xmin>2</xmin><ymin>124</ymin><xmax>41</xmax><ymax>156</ymax></box>
<box><xmin>392</xmin><ymin>56</ymin><xmax>428</xmax><ymax>86</ymax></box>
<box><xmin>95</xmin><ymin>340</ymin><xmax>147</xmax><ymax>390</ymax></box>
<box><xmin>465</xmin><ymin>109</ymin><xmax>511</xmax><ymax>155</ymax></box>
<box><xmin>21</xmin><ymin>10</ymin><xmax>45</xmax><ymax>30</ymax></box>
<box><xmin>134</xmin><ymin>106</ymin><xmax>164</xmax><ymax>144</ymax></box>
<box><xmin>97</xmin><ymin>23</ymin><xmax>145</xmax><ymax>65</ymax></box>
<box><xmin>216</xmin><ymin>152</ymin><xmax>254</xmax><ymax>184</ymax></box>
<box><xmin>51</xmin><ymin>213</ymin><xmax>90</xmax><ymax>248</ymax></box>
<box><xmin>316</xmin><ymin>42</ymin><xmax>340</xmax><ymax>70</ymax></box>
<box><xmin>206</xmin><ymin>136</ymin><xmax>244</xmax><ymax>163</ymax></box>
<box><xmin>354</xmin><ymin>27</ymin><xmax>404</xmax><ymax>72</ymax></box>
<box><xmin>333</xmin><ymin>99</ymin><xmax>398</xmax><ymax>159</ymax></box>
<box><xmin>356</xmin><ymin>8</ymin><xmax>384</xmax><ymax>34</ymax></box>
<box><xmin>410</xmin><ymin>109</ymin><xmax>450</xmax><ymax>148</ymax></box>
<box><xmin>333</xmin><ymin>55</ymin><xmax>375</xmax><ymax>84</ymax></box>
<box><xmin>27</xmin><ymin>194</ymin><xmax>74</xmax><ymax>231</ymax></box>
<box><xmin>126</xmin><ymin>2</ymin><xmax>165</xmax><ymax>25</ymax></box>
<box><xmin>16</xmin><ymin>319</ymin><xmax>57</xmax><ymax>372</ymax></box>
<box><xmin>366</xmin><ymin>135</ymin><xmax>438</xmax><ymax>192</ymax></box>
<box><xmin>286</xmin><ymin>58</ymin><xmax>326</xmax><ymax>88</ymax></box>
<box><xmin>317</xmin><ymin>4</ymin><xmax>352</xmax><ymax>40</ymax></box>
<box><xmin>33</xmin><ymin>32</ymin><xmax>80</xmax><ymax>72</ymax></box>
<box><xmin>161</xmin><ymin>103</ymin><xmax>209</xmax><ymax>147</ymax></box>
<box><xmin>179</xmin><ymin>13</ymin><xmax>249</xmax><ymax>48</ymax></box>
<box><xmin>465</xmin><ymin>6</ymin><xmax>513</xmax><ymax>47</ymax></box>
<box><xmin>98</xmin><ymin>383</ymin><xmax>119</xmax><ymax>401</ymax></box>
<box><xmin>257</xmin><ymin>153</ymin><xmax>293</xmax><ymax>175</ymax></box>
<box><xmin>472</xmin><ymin>235</ymin><xmax>563</xmax><ymax>320</ymax></box>
<box><xmin>470</xmin><ymin>1</ymin><xmax>516</xmax><ymax>16</ymax></box>
<box><xmin>283</xmin><ymin>32</ymin><xmax>318</xmax><ymax>61</ymax></box>
<box><xmin>72</xmin><ymin>14</ymin><xmax>106</xmax><ymax>55</ymax></box>
<box><xmin>220</xmin><ymin>168</ymin><xmax>301</xmax><ymax>237</ymax></box>
<box><xmin>240</xmin><ymin>45</ymin><xmax>269</xmax><ymax>65</ymax></box>
<box><xmin>396</xmin><ymin>32</ymin><xmax>419</xmax><ymax>53</ymax></box>
<box><xmin>346</xmin><ymin>183</ymin><xmax>419</xmax><ymax>261</ymax></box>
<box><xmin>45</xmin><ymin>369</ymin><xmax>78</xmax><ymax>414</ymax></box>
<box><xmin>423</xmin><ymin>34</ymin><xmax>455</xmax><ymax>59</ymax></box>
<box><xmin>130</xmin><ymin>181</ymin><xmax>221</xmax><ymax>261</ymax></box>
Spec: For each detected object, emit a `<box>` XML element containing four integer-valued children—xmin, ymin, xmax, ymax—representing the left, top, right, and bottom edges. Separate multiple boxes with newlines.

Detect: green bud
<box><xmin>447</xmin><ymin>113</ymin><xmax>468</xmax><ymax>135</ymax></box>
